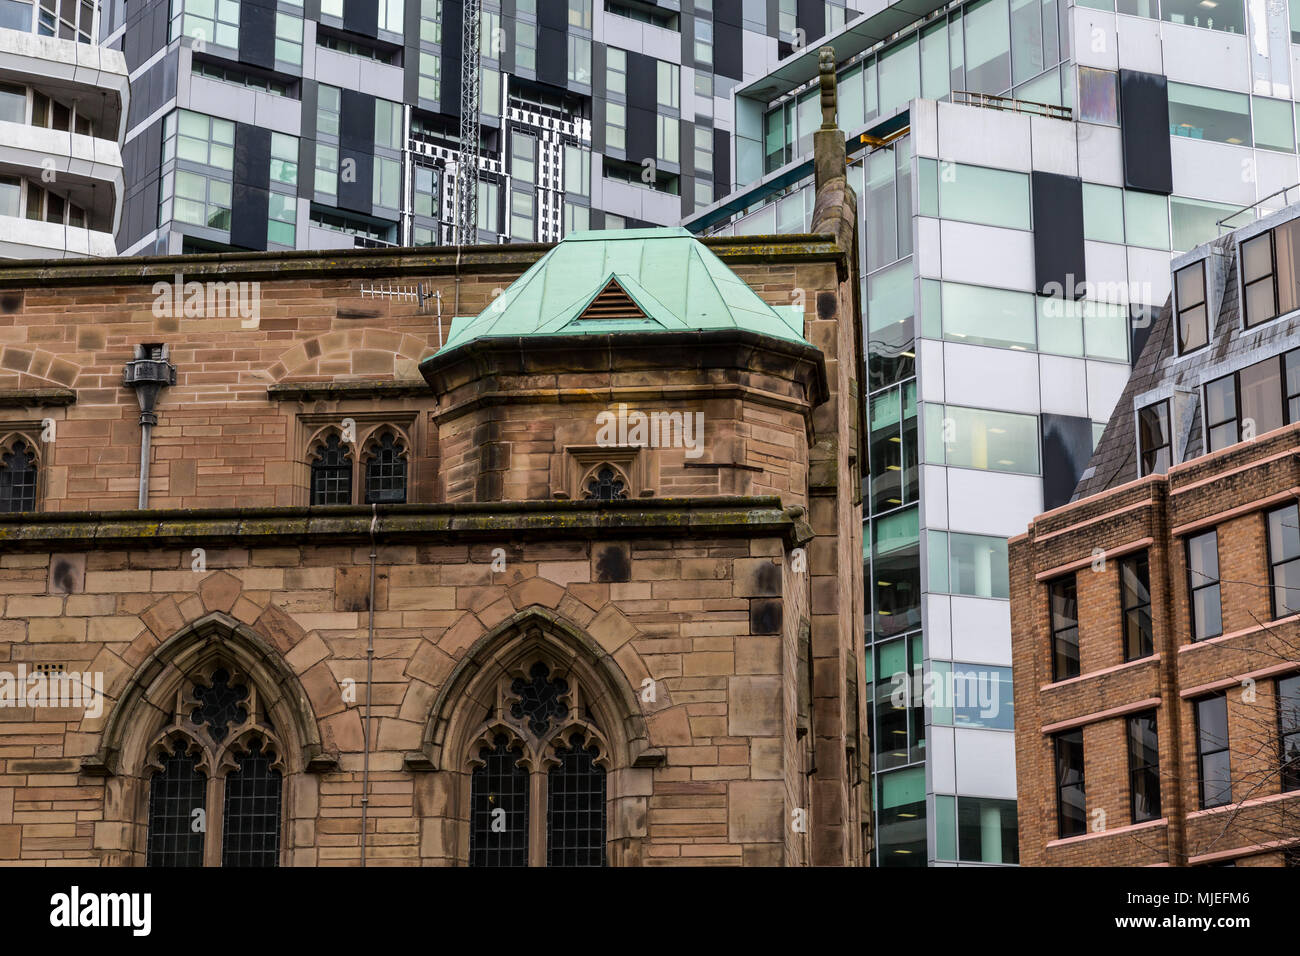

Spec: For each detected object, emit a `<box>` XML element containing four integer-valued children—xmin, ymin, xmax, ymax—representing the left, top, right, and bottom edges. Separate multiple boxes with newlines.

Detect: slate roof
<box><xmin>430</xmin><ymin>227</ymin><xmax>809</xmax><ymax>357</ymax></box>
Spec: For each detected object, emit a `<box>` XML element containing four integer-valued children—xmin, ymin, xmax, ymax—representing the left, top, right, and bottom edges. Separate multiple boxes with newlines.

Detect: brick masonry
<box><xmin>1011</xmin><ymin>424</ymin><xmax>1300</xmax><ymax>866</ymax></box>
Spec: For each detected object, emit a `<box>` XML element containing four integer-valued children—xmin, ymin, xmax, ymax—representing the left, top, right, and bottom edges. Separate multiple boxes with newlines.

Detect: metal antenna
<box><xmin>455</xmin><ymin>0</ymin><xmax>482</xmax><ymax>246</ymax></box>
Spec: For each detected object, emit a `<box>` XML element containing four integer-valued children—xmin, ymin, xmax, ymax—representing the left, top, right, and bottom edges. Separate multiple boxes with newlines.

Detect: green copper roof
<box><xmin>433</xmin><ymin>227</ymin><xmax>809</xmax><ymax>355</ymax></box>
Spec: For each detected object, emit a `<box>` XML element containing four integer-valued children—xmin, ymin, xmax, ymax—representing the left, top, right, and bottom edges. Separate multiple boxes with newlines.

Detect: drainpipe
<box><xmin>360</xmin><ymin>503</ymin><xmax>378</xmax><ymax>866</ymax></box>
<box><xmin>122</xmin><ymin>344</ymin><xmax>176</xmax><ymax>510</ymax></box>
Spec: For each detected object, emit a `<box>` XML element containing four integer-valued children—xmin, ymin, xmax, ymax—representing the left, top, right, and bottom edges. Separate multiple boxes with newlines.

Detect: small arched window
<box><xmin>364</xmin><ymin>431</ymin><xmax>408</xmax><ymax>504</ymax></box>
<box><xmin>0</xmin><ymin>440</ymin><xmax>37</xmax><ymax>513</ymax></box>
<box><xmin>583</xmin><ymin>464</ymin><xmax>628</xmax><ymax>501</ymax></box>
<box><xmin>310</xmin><ymin>434</ymin><xmax>351</xmax><ymax>505</ymax></box>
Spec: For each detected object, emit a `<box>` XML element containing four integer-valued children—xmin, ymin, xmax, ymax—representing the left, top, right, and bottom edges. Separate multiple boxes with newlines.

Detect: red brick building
<box><xmin>1011</xmin><ymin>208</ymin><xmax>1300</xmax><ymax>866</ymax></box>
<box><xmin>0</xmin><ymin>120</ymin><xmax>870</xmax><ymax>866</ymax></box>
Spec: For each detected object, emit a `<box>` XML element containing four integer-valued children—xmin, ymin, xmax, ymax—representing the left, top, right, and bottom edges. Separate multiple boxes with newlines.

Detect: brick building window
<box><xmin>1195</xmin><ymin>693</ymin><xmax>1231</xmax><ymax>809</ymax></box>
<box><xmin>465</xmin><ymin>661</ymin><xmax>608</xmax><ymax>867</ymax></box>
<box><xmin>1174</xmin><ymin>259</ymin><xmax>1207</xmax><ymax>353</ymax></box>
<box><xmin>1187</xmin><ymin>530</ymin><xmax>1222</xmax><ymax>640</ymax></box>
<box><xmin>1120</xmin><ymin>552</ymin><xmax>1153</xmax><ymax>661</ymax></box>
<box><xmin>1137</xmin><ymin>401</ymin><xmax>1171</xmax><ymax>476</ymax></box>
<box><xmin>1267</xmin><ymin>504</ymin><xmax>1300</xmax><ymax>619</ymax></box>
<box><xmin>145</xmin><ymin>666</ymin><xmax>284</xmax><ymax>866</ymax></box>
<box><xmin>363</xmin><ymin>431</ymin><xmax>408</xmax><ymax>504</ymax></box>
<box><xmin>0</xmin><ymin>438</ymin><xmax>37</xmax><ymax>512</ymax></box>
<box><xmin>1278</xmin><ymin>674</ymin><xmax>1300</xmax><ymax>793</ymax></box>
<box><xmin>310</xmin><ymin>433</ymin><xmax>352</xmax><ymax>505</ymax></box>
<box><xmin>1053</xmin><ymin>728</ymin><xmax>1086</xmax><ymax>838</ymax></box>
<box><xmin>1048</xmin><ymin>574</ymin><xmax>1079</xmax><ymax>682</ymax></box>
<box><xmin>1127</xmin><ymin>711</ymin><xmax>1161</xmax><ymax>823</ymax></box>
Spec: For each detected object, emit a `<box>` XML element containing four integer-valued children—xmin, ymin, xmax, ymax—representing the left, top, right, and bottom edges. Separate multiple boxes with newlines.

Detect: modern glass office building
<box><xmin>0</xmin><ymin>0</ymin><xmax>128</xmax><ymax>257</ymax></box>
<box><xmin>101</xmin><ymin>0</ymin><xmax>872</xmax><ymax>255</ymax></box>
<box><xmin>688</xmin><ymin>0</ymin><xmax>1300</xmax><ymax>864</ymax></box>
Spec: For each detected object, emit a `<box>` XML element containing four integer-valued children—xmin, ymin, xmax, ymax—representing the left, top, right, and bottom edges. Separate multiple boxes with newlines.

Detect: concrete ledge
<box><xmin>0</xmin><ymin>497</ymin><xmax>809</xmax><ymax>550</ymax></box>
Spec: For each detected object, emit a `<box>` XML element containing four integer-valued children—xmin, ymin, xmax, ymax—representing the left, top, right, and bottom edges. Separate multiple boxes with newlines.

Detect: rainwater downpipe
<box><xmin>122</xmin><ymin>344</ymin><xmax>176</xmax><ymax>509</ymax></box>
<box><xmin>360</xmin><ymin>503</ymin><xmax>378</xmax><ymax>866</ymax></box>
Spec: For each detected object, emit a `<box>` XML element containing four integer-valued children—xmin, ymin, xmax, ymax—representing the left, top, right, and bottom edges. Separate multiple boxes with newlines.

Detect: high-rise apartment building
<box><xmin>1011</xmin><ymin>207</ymin><xmax>1300</xmax><ymax>866</ymax></box>
<box><xmin>690</xmin><ymin>0</ymin><xmax>1300</xmax><ymax>865</ymax></box>
<box><xmin>103</xmin><ymin>0</ymin><xmax>869</xmax><ymax>256</ymax></box>
<box><xmin>0</xmin><ymin>0</ymin><xmax>128</xmax><ymax>257</ymax></box>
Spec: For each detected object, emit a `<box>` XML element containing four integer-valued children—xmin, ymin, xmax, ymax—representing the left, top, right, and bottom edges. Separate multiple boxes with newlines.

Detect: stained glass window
<box><xmin>469</xmin><ymin>735</ymin><xmax>529</xmax><ymax>867</ymax></box>
<box><xmin>364</xmin><ymin>432</ymin><xmax>407</xmax><ymax>504</ymax></box>
<box><xmin>510</xmin><ymin>662</ymin><xmax>568</xmax><ymax>736</ymax></box>
<box><xmin>546</xmin><ymin>734</ymin><xmax>606</xmax><ymax>866</ymax></box>
<box><xmin>190</xmin><ymin>668</ymin><xmax>249</xmax><ymax>742</ymax></box>
<box><xmin>0</xmin><ymin>440</ymin><xmax>36</xmax><ymax>512</ymax></box>
<box><xmin>311</xmin><ymin>433</ymin><xmax>351</xmax><ymax>505</ymax></box>
<box><xmin>221</xmin><ymin>740</ymin><xmax>282</xmax><ymax>867</ymax></box>
<box><xmin>584</xmin><ymin>465</ymin><xmax>627</xmax><ymax>501</ymax></box>
<box><xmin>146</xmin><ymin>743</ymin><xmax>206</xmax><ymax>867</ymax></box>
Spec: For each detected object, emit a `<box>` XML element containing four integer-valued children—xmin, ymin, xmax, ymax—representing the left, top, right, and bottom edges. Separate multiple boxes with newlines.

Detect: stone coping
<box><xmin>0</xmin><ymin>235</ymin><xmax>845</xmax><ymax>288</ymax></box>
<box><xmin>0</xmin><ymin>497</ymin><xmax>815</xmax><ymax>549</ymax></box>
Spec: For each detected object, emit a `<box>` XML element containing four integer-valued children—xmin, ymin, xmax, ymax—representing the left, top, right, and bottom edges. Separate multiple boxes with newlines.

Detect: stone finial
<box><xmin>818</xmin><ymin>46</ymin><xmax>837</xmax><ymax>130</ymax></box>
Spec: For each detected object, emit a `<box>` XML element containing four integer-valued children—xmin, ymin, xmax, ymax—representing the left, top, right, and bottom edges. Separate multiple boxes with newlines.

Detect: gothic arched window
<box><xmin>310</xmin><ymin>433</ymin><xmax>352</xmax><ymax>505</ymax></box>
<box><xmin>468</xmin><ymin>735</ymin><xmax>530</xmax><ymax>867</ymax></box>
<box><xmin>547</xmin><ymin>734</ymin><xmax>607</xmax><ymax>867</ymax></box>
<box><xmin>144</xmin><ymin>665</ymin><xmax>284</xmax><ymax>867</ymax></box>
<box><xmin>583</xmin><ymin>464</ymin><xmax>628</xmax><ymax>501</ymax></box>
<box><xmin>145</xmin><ymin>743</ymin><xmax>206</xmax><ymax>867</ymax></box>
<box><xmin>221</xmin><ymin>740</ymin><xmax>283</xmax><ymax>867</ymax></box>
<box><xmin>0</xmin><ymin>440</ymin><xmax>37</xmax><ymax>513</ymax></box>
<box><xmin>364</xmin><ymin>431</ymin><xmax>407</xmax><ymax>504</ymax></box>
<box><xmin>466</xmin><ymin>660</ymin><xmax>609</xmax><ymax>867</ymax></box>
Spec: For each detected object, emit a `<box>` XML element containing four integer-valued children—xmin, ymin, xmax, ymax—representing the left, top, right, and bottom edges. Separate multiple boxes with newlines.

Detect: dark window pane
<box><xmin>1127</xmin><ymin>711</ymin><xmax>1161</xmax><ymax>823</ymax></box>
<box><xmin>584</xmin><ymin>464</ymin><xmax>628</xmax><ymax>501</ymax></box>
<box><xmin>147</xmin><ymin>744</ymin><xmax>206</xmax><ymax>867</ymax></box>
<box><xmin>956</xmin><ymin>797</ymin><xmax>1018</xmax><ymax>864</ymax></box>
<box><xmin>221</xmin><ymin>740</ymin><xmax>282</xmax><ymax>867</ymax></box>
<box><xmin>1280</xmin><ymin>675</ymin><xmax>1300</xmax><ymax>792</ymax></box>
<box><xmin>310</xmin><ymin>433</ymin><xmax>351</xmax><ymax>505</ymax></box>
<box><xmin>546</xmin><ymin>734</ymin><xmax>607</xmax><ymax>867</ymax></box>
<box><xmin>1121</xmin><ymin>551</ymin><xmax>1153</xmax><ymax>660</ymax></box>
<box><xmin>1137</xmin><ymin>402</ymin><xmax>1171</xmax><ymax>475</ymax></box>
<box><xmin>1050</xmin><ymin>575</ymin><xmax>1080</xmax><ymax>681</ymax></box>
<box><xmin>1204</xmin><ymin>375</ymin><xmax>1236</xmax><ymax>429</ymax></box>
<box><xmin>363</xmin><ymin>431</ymin><xmax>407</xmax><ymax>504</ymax></box>
<box><xmin>1054</xmin><ymin>729</ymin><xmax>1086</xmax><ymax>838</ymax></box>
<box><xmin>469</xmin><ymin>735</ymin><xmax>529</xmax><ymax>867</ymax></box>
<box><xmin>0</xmin><ymin>440</ymin><xmax>37</xmax><ymax>512</ymax></box>
<box><xmin>1242</xmin><ymin>231</ymin><xmax>1273</xmax><ymax>283</ymax></box>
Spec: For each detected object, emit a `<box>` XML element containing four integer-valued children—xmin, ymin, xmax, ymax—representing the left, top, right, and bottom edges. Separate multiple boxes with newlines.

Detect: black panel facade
<box><xmin>344</xmin><ymin>0</ymin><xmax>379</xmax><ymax>37</ymax></box>
<box><xmin>1030</xmin><ymin>171</ymin><xmax>1086</xmax><ymax>299</ymax></box>
<box><xmin>714</xmin><ymin>0</ymin><xmax>743</xmax><ymax>80</ymax></box>
<box><xmin>238</xmin><ymin>0</ymin><xmax>276</xmax><ymax>71</ymax></box>
<box><xmin>626</xmin><ymin>53</ymin><xmax>657</xmax><ymax>164</ymax></box>
<box><xmin>713</xmin><ymin>127</ymin><xmax>730</xmax><ymax>200</ymax></box>
<box><xmin>537</xmin><ymin>0</ymin><xmax>568</xmax><ymax>88</ymax></box>
<box><xmin>1041</xmin><ymin>413</ymin><xmax>1096</xmax><ymax>511</ymax></box>
<box><xmin>440</xmin><ymin>0</ymin><xmax>463</xmax><ymax>117</ymax></box>
<box><xmin>338</xmin><ymin>90</ymin><xmax>375</xmax><ymax>216</ymax></box>
<box><xmin>1119</xmin><ymin>69</ymin><xmax>1173</xmax><ymax>195</ymax></box>
<box><xmin>230</xmin><ymin>124</ymin><xmax>272</xmax><ymax>251</ymax></box>
<box><xmin>796</xmin><ymin>0</ymin><xmax>824</xmax><ymax>45</ymax></box>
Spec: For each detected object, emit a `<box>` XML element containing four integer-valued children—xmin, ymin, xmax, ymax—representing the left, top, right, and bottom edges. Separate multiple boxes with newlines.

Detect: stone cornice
<box><xmin>0</xmin><ymin>498</ymin><xmax>815</xmax><ymax>550</ymax></box>
<box><xmin>0</xmin><ymin>236</ymin><xmax>845</xmax><ymax>289</ymax></box>
<box><xmin>0</xmin><ymin>387</ymin><xmax>76</xmax><ymax>407</ymax></box>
